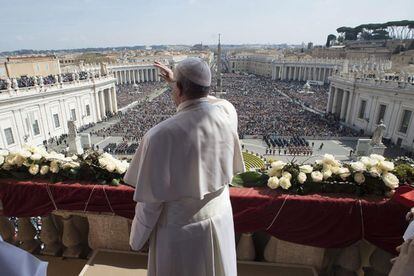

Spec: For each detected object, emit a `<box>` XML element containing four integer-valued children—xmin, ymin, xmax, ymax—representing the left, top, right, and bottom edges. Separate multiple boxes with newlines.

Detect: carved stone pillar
<box><xmin>236</xmin><ymin>233</ymin><xmax>256</xmax><ymax>261</ymax></box>
<box><xmin>61</xmin><ymin>215</ymin><xmax>83</xmax><ymax>258</ymax></box>
<box><xmin>16</xmin><ymin>217</ymin><xmax>40</xmax><ymax>253</ymax></box>
<box><xmin>40</xmin><ymin>214</ymin><xmax>62</xmax><ymax>256</ymax></box>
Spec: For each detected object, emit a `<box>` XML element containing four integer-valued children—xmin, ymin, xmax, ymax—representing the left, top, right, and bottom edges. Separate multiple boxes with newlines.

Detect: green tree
<box><xmin>326</xmin><ymin>34</ymin><xmax>337</xmax><ymax>47</ymax></box>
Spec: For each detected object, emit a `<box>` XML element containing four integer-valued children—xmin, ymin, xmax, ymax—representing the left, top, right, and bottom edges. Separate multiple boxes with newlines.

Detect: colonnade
<box><xmin>272</xmin><ymin>65</ymin><xmax>334</xmax><ymax>83</ymax></box>
<box><xmin>94</xmin><ymin>86</ymin><xmax>118</xmax><ymax>121</ymax></box>
<box><xmin>326</xmin><ymin>86</ymin><xmax>354</xmax><ymax>124</ymax></box>
<box><xmin>112</xmin><ymin>67</ymin><xmax>160</xmax><ymax>85</ymax></box>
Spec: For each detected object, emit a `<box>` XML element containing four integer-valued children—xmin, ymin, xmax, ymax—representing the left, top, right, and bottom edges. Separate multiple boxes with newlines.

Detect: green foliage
<box><xmin>231</xmin><ymin>171</ymin><xmax>269</xmax><ymax>188</ymax></box>
<box><xmin>326</xmin><ymin>34</ymin><xmax>337</xmax><ymax>47</ymax></box>
<box><xmin>394</xmin><ymin>163</ymin><xmax>414</xmax><ymax>185</ymax></box>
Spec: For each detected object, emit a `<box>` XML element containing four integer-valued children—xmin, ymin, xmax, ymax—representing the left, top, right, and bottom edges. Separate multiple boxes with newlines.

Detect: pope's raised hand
<box><xmin>154</xmin><ymin>61</ymin><xmax>174</xmax><ymax>83</ymax></box>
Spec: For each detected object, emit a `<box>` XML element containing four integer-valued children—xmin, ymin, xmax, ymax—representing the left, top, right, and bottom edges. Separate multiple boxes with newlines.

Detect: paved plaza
<box><xmin>241</xmin><ymin>138</ymin><xmax>357</xmax><ymax>163</ymax></box>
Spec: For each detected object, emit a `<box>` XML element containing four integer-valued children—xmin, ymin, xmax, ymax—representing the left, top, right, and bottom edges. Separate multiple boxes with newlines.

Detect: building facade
<box><xmin>328</xmin><ymin>74</ymin><xmax>414</xmax><ymax>151</ymax></box>
<box><xmin>229</xmin><ymin>55</ymin><xmax>392</xmax><ymax>84</ymax></box>
<box><xmin>4</xmin><ymin>55</ymin><xmax>61</xmax><ymax>78</ymax></box>
<box><xmin>0</xmin><ymin>74</ymin><xmax>117</xmax><ymax>151</ymax></box>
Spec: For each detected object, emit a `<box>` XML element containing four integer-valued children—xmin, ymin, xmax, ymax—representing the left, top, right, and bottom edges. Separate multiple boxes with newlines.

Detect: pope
<box><xmin>124</xmin><ymin>57</ymin><xmax>245</xmax><ymax>276</ymax></box>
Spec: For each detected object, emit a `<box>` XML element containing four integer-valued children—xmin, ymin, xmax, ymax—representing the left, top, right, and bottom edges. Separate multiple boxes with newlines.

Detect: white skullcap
<box><xmin>176</xmin><ymin>57</ymin><xmax>211</xmax><ymax>87</ymax></box>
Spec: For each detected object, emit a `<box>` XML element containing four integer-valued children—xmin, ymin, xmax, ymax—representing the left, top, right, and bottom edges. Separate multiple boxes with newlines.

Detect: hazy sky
<box><xmin>0</xmin><ymin>0</ymin><xmax>412</xmax><ymax>52</ymax></box>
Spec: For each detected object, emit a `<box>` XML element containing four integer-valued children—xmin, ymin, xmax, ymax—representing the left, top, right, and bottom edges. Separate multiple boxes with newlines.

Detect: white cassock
<box><xmin>124</xmin><ymin>96</ymin><xmax>245</xmax><ymax>276</ymax></box>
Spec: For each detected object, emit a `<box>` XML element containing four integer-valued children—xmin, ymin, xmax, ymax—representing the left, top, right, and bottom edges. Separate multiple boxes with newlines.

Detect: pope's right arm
<box><xmin>130</xmin><ymin>201</ymin><xmax>163</xmax><ymax>251</ymax></box>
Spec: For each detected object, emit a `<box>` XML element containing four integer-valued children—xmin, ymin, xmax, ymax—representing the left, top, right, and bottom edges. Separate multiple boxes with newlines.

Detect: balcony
<box><xmin>0</xmin><ymin>178</ymin><xmax>404</xmax><ymax>276</ymax></box>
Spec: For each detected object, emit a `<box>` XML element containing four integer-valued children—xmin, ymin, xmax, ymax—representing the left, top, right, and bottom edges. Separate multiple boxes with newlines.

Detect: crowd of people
<box><xmin>89</xmin><ymin>72</ymin><xmax>358</xmax><ymax>156</ymax></box>
<box><xmin>94</xmin><ymin>89</ymin><xmax>176</xmax><ymax>142</ymax></box>
<box><xmin>103</xmin><ymin>142</ymin><xmax>139</xmax><ymax>155</ymax></box>
<box><xmin>116</xmin><ymin>82</ymin><xmax>166</xmax><ymax>108</ymax></box>
<box><xmin>273</xmin><ymin>81</ymin><xmax>329</xmax><ymax>112</ymax></box>
<box><xmin>263</xmin><ymin>135</ymin><xmax>313</xmax><ymax>155</ymax></box>
<box><xmin>214</xmin><ymin>73</ymin><xmax>358</xmax><ymax>137</ymax></box>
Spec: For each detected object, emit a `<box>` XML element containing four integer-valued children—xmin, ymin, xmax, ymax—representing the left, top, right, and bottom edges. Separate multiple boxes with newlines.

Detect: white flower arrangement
<box><xmin>0</xmin><ymin>144</ymin><xmax>131</xmax><ymax>185</ymax></box>
<box><xmin>263</xmin><ymin>153</ymin><xmax>402</xmax><ymax>197</ymax></box>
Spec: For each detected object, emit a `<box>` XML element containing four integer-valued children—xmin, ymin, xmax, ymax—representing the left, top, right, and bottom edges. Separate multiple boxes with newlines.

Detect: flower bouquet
<box><xmin>0</xmin><ymin>144</ymin><xmax>130</xmax><ymax>185</ymax></box>
<box><xmin>232</xmin><ymin>153</ymin><xmax>404</xmax><ymax>197</ymax></box>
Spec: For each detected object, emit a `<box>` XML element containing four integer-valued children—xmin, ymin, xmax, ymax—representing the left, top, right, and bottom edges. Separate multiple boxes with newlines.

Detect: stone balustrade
<box><xmin>0</xmin><ymin>210</ymin><xmax>395</xmax><ymax>275</ymax></box>
<box><xmin>0</xmin><ymin>74</ymin><xmax>115</xmax><ymax>95</ymax></box>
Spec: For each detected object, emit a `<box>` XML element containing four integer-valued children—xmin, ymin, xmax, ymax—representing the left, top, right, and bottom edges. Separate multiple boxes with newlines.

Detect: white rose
<box><xmin>360</xmin><ymin>156</ymin><xmax>378</xmax><ymax>168</ymax></box>
<box><xmin>323</xmin><ymin>154</ymin><xmax>340</xmax><ymax>167</ymax></box>
<box><xmin>382</xmin><ymin>172</ymin><xmax>399</xmax><ymax>189</ymax></box>
<box><xmin>311</xmin><ymin>171</ymin><xmax>323</xmax><ymax>182</ymax></box>
<box><xmin>370</xmin><ymin>154</ymin><xmax>385</xmax><ymax>162</ymax></box>
<box><xmin>28</xmin><ymin>164</ymin><xmax>39</xmax><ymax>175</ymax></box>
<box><xmin>354</xmin><ymin>172</ymin><xmax>365</xmax><ymax>184</ymax></box>
<box><xmin>6</xmin><ymin>155</ymin><xmax>14</xmax><ymax>165</ymax></box>
<box><xmin>106</xmin><ymin>162</ymin><xmax>116</xmax><ymax>172</ymax></box>
<box><xmin>271</xmin><ymin>161</ymin><xmax>286</xmax><ymax>171</ymax></box>
<box><xmin>19</xmin><ymin>150</ymin><xmax>32</xmax><ymax>158</ymax></box>
<box><xmin>115</xmin><ymin>164</ymin><xmax>127</xmax><ymax>174</ymax></box>
<box><xmin>323</xmin><ymin>163</ymin><xmax>332</xmax><ymax>172</ymax></box>
<box><xmin>323</xmin><ymin>169</ymin><xmax>332</xmax><ymax>180</ymax></box>
<box><xmin>267</xmin><ymin>176</ymin><xmax>280</xmax><ymax>189</ymax></box>
<box><xmin>71</xmin><ymin>155</ymin><xmax>79</xmax><ymax>161</ymax></box>
<box><xmin>282</xmin><ymin>171</ymin><xmax>292</xmax><ymax>180</ymax></box>
<box><xmin>331</xmin><ymin>165</ymin><xmax>340</xmax><ymax>175</ymax></box>
<box><xmin>30</xmin><ymin>153</ymin><xmax>42</xmax><ymax>161</ymax></box>
<box><xmin>50</xmin><ymin>161</ymin><xmax>60</xmax><ymax>173</ymax></box>
<box><xmin>350</xmin><ymin>161</ymin><xmax>366</xmax><ymax>172</ymax></box>
<box><xmin>297</xmin><ymin>172</ymin><xmax>307</xmax><ymax>184</ymax></box>
<box><xmin>0</xmin><ymin>149</ymin><xmax>9</xmax><ymax>156</ymax></box>
<box><xmin>99</xmin><ymin>157</ymin><xmax>109</xmax><ymax>167</ymax></box>
<box><xmin>369</xmin><ymin>166</ymin><xmax>382</xmax><ymax>178</ymax></box>
<box><xmin>268</xmin><ymin>167</ymin><xmax>282</xmax><ymax>177</ymax></box>
<box><xmin>0</xmin><ymin>155</ymin><xmax>4</xmax><ymax>166</ymax></box>
<box><xmin>40</xmin><ymin>165</ymin><xmax>50</xmax><ymax>175</ymax></box>
<box><xmin>338</xmin><ymin>167</ymin><xmax>351</xmax><ymax>180</ymax></box>
<box><xmin>63</xmin><ymin>161</ymin><xmax>80</xmax><ymax>170</ymax></box>
<box><xmin>279</xmin><ymin>177</ymin><xmax>292</xmax><ymax>190</ymax></box>
<box><xmin>13</xmin><ymin>155</ymin><xmax>25</xmax><ymax>167</ymax></box>
<box><xmin>378</xmin><ymin>161</ymin><xmax>394</xmax><ymax>172</ymax></box>
<box><xmin>299</xmin><ymin>165</ymin><xmax>313</xmax><ymax>174</ymax></box>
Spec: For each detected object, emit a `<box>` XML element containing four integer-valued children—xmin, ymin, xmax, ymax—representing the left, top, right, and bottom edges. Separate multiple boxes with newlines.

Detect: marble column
<box><xmin>345</xmin><ymin>91</ymin><xmax>353</xmax><ymax>124</ymax></box>
<box><xmin>293</xmin><ymin>66</ymin><xmax>297</xmax><ymax>80</ymax></box>
<box><xmin>139</xmin><ymin>70</ymin><xmax>142</xmax><ymax>82</ymax></box>
<box><xmin>99</xmin><ymin>90</ymin><xmax>106</xmax><ymax>118</ymax></box>
<box><xmin>331</xmin><ymin>87</ymin><xmax>338</xmax><ymax>114</ymax></box>
<box><xmin>340</xmin><ymin>90</ymin><xmax>349</xmax><ymax>121</ymax></box>
<box><xmin>94</xmin><ymin>91</ymin><xmax>102</xmax><ymax>121</ymax></box>
<box><xmin>144</xmin><ymin>69</ymin><xmax>148</xmax><ymax>82</ymax></box>
<box><xmin>327</xmin><ymin>86</ymin><xmax>333</xmax><ymax>113</ymax></box>
<box><xmin>111</xmin><ymin>87</ymin><xmax>118</xmax><ymax>113</ymax></box>
<box><xmin>107</xmin><ymin>89</ymin><xmax>114</xmax><ymax>114</ymax></box>
<box><xmin>132</xmin><ymin>70</ymin><xmax>136</xmax><ymax>84</ymax></box>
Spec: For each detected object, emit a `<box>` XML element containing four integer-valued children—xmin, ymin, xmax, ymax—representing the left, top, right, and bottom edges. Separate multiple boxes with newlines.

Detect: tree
<box><xmin>326</xmin><ymin>34</ymin><xmax>337</xmax><ymax>47</ymax></box>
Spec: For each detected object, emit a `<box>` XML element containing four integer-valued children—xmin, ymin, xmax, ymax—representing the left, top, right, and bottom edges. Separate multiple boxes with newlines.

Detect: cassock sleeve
<box><xmin>123</xmin><ymin>135</ymin><xmax>150</xmax><ymax>188</ymax></box>
<box><xmin>130</xmin><ymin>201</ymin><xmax>163</xmax><ymax>251</ymax></box>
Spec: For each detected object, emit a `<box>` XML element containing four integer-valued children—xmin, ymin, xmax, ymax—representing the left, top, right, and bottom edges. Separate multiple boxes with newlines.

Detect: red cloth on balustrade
<box><xmin>0</xmin><ymin>178</ymin><xmax>410</xmax><ymax>255</ymax></box>
<box><xmin>0</xmin><ymin>179</ymin><xmax>136</xmax><ymax>219</ymax></box>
